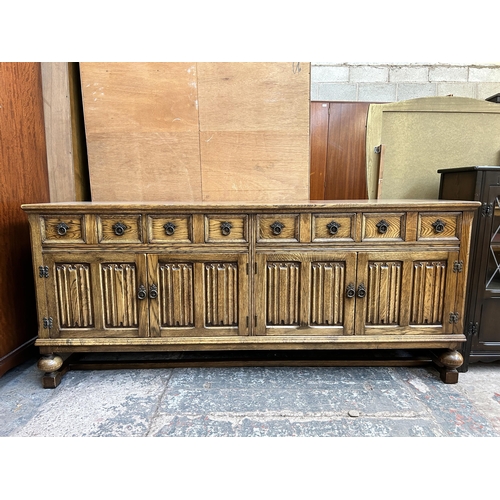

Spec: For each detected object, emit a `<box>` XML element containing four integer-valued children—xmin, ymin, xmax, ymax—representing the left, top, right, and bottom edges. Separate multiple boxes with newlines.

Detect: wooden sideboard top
<box><xmin>22</xmin><ymin>199</ymin><xmax>482</xmax><ymax>212</ymax></box>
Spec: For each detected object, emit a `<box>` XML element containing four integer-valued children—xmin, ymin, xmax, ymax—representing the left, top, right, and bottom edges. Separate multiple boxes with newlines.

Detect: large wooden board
<box><xmin>80</xmin><ymin>62</ymin><xmax>310</xmax><ymax>202</ymax></box>
<box><xmin>366</xmin><ymin>97</ymin><xmax>500</xmax><ymax>200</ymax></box>
<box><xmin>80</xmin><ymin>62</ymin><xmax>202</xmax><ymax>201</ymax></box>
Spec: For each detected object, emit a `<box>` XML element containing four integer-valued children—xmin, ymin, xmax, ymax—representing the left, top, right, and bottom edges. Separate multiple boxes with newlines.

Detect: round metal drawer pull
<box><xmin>432</xmin><ymin>219</ymin><xmax>446</xmax><ymax>233</ymax></box>
<box><xmin>376</xmin><ymin>220</ymin><xmax>389</xmax><ymax>234</ymax></box>
<box><xmin>357</xmin><ymin>283</ymin><xmax>366</xmax><ymax>298</ymax></box>
<box><xmin>220</xmin><ymin>221</ymin><xmax>232</xmax><ymax>236</ymax></box>
<box><xmin>149</xmin><ymin>284</ymin><xmax>158</xmax><ymax>299</ymax></box>
<box><xmin>346</xmin><ymin>283</ymin><xmax>355</xmax><ymax>298</ymax></box>
<box><xmin>164</xmin><ymin>222</ymin><xmax>176</xmax><ymax>236</ymax></box>
<box><xmin>270</xmin><ymin>221</ymin><xmax>285</xmax><ymax>236</ymax></box>
<box><xmin>137</xmin><ymin>285</ymin><xmax>147</xmax><ymax>300</ymax></box>
<box><xmin>56</xmin><ymin>222</ymin><xmax>69</xmax><ymax>236</ymax></box>
<box><xmin>112</xmin><ymin>222</ymin><xmax>128</xmax><ymax>236</ymax></box>
<box><xmin>327</xmin><ymin>221</ymin><xmax>340</xmax><ymax>235</ymax></box>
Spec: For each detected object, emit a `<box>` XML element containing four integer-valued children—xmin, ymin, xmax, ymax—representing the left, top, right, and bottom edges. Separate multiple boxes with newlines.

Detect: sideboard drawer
<box><xmin>147</xmin><ymin>215</ymin><xmax>193</xmax><ymax>243</ymax></box>
<box><xmin>205</xmin><ymin>215</ymin><xmax>248</xmax><ymax>243</ymax></box>
<box><xmin>41</xmin><ymin>215</ymin><xmax>86</xmax><ymax>244</ymax></box>
<box><xmin>97</xmin><ymin>215</ymin><xmax>143</xmax><ymax>243</ymax></box>
<box><xmin>417</xmin><ymin>212</ymin><xmax>460</xmax><ymax>241</ymax></box>
<box><xmin>257</xmin><ymin>214</ymin><xmax>300</xmax><ymax>242</ymax></box>
<box><xmin>312</xmin><ymin>213</ymin><xmax>356</xmax><ymax>242</ymax></box>
<box><xmin>362</xmin><ymin>213</ymin><xmax>405</xmax><ymax>241</ymax></box>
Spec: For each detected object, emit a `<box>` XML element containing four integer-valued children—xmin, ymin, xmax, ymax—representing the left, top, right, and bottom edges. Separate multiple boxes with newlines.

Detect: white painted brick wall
<box><xmin>311</xmin><ymin>63</ymin><xmax>500</xmax><ymax>102</ymax></box>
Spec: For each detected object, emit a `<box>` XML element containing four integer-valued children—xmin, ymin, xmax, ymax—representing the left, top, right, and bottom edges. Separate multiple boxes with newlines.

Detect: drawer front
<box><xmin>97</xmin><ymin>215</ymin><xmax>142</xmax><ymax>244</ymax></box>
<box><xmin>257</xmin><ymin>214</ymin><xmax>300</xmax><ymax>242</ymax></box>
<box><xmin>418</xmin><ymin>212</ymin><xmax>460</xmax><ymax>241</ymax></box>
<box><xmin>312</xmin><ymin>213</ymin><xmax>356</xmax><ymax>242</ymax></box>
<box><xmin>147</xmin><ymin>215</ymin><xmax>193</xmax><ymax>243</ymax></box>
<box><xmin>205</xmin><ymin>215</ymin><xmax>248</xmax><ymax>243</ymax></box>
<box><xmin>41</xmin><ymin>215</ymin><xmax>85</xmax><ymax>244</ymax></box>
<box><xmin>362</xmin><ymin>213</ymin><xmax>405</xmax><ymax>241</ymax></box>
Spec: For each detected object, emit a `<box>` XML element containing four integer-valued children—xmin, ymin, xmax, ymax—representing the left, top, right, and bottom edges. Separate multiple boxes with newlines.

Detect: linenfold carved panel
<box><xmin>411</xmin><ymin>261</ymin><xmax>447</xmax><ymax>325</ymax></box>
<box><xmin>55</xmin><ymin>264</ymin><xmax>93</xmax><ymax>328</ymax></box>
<box><xmin>159</xmin><ymin>263</ymin><xmax>194</xmax><ymax>327</ymax></box>
<box><xmin>205</xmin><ymin>263</ymin><xmax>238</xmax><ymax>326</ymax></box>
<box><xmin>266</xmin><ymin>262</ymin><xmax>300</xmax><ymax>326</ymax></box>
<box><xmin>101</xmin><ymin>263</ymin><xmax>138</xmax><ymax>328</ymax></box>
<box><xmin>310</xmin><ymin>262</ymin><xmax>345</xmax><ymax>326</ymax></box>
<box><xmin>366</xmin><ymin>261</ymin><xmax>402</xmax><ymax>325</ymax></box>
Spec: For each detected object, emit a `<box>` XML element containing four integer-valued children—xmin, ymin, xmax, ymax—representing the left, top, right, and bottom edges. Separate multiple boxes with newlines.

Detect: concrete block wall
<box><xmin>311</xmin><ymin>62</ymin><xmax>500</xmax><ymax>102</ymax></box>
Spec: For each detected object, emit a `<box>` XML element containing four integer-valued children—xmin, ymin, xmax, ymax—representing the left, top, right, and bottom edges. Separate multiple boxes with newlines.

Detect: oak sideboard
<box><xmin>22</xmin><ymin>200</ymin><xmax>480</xmax><ymax>387</ymax></box>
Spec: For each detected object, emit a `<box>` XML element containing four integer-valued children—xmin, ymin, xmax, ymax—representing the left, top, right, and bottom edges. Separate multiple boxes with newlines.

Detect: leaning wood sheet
<box><xmin>365</xmin><ymin>96</ymin><xmax>500</xmax><ymax>200</ymax></box>
<box><xmin>80</xmin><ymin>62</ymin><xmax>310</xmax><ymax>202</ymax></box>
<box><xmin>80</xmin><ymin>62</ymin><xmax>202</xmax><ymax>201</ymax></box>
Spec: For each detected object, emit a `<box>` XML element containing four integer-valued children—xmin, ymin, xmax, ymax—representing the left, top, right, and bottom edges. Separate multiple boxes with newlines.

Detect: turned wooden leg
<box><xmin>434</xmin><ymin>349</ymin><xmax>463</xmax><ymax>384</ymax></box>
<box><xmin>38</xmin><ymin>354</ymin><xmax>65</xmax><ymax>388</ymax></box>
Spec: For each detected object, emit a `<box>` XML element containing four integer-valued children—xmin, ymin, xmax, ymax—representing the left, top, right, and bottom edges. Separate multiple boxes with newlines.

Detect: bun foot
<box><xmin>38</xmin><ymin>354</ymin><xmax>65</xmax><ymax>388</ymax></box>
<box><xmin>432</xmin><ymin>349</ymin><xmax>463</xmax><ymax>384</ymax></box>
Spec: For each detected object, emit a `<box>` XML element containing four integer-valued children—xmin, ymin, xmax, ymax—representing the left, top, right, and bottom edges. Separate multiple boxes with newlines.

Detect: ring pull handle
<box><xmin>432</xmin><ymin>219</ymin><xmax>446</xmax><ymax>234</ymax></box>
<box><xmin>376</xmin><ymin>220</ymin><xmax>389</xmax><ymax>234</ymax></box>
<box><xmin>357</xmin><ymin>283</ymin><xmax>366</xmax><ymax>298</ymax></box>
<box><xmin>149</xmin><ymin>284</ymin><xmax>158</xmax><ymax>299</ymax></box>
<box><xmin>326</xmin><ymin>221</ymin><xmax>340</xmax><ymax>235</ymax></box>
<box><xmin>113</xmin><ymin>222</ymin><xmax>127</xmax><ymax>236</ymax></box>
<box><xmin>346</xmin><ymin>283</ymin><xmax>355</xmax><ymax>299</ymax></box>
<box><xmin>56</xmin><ymin>222</ymin><xmax>69</xmax><ymax>236</ymax></box>
<box><xmin>270</xmin><ymin>221</ymin><xmax>285</xmax><ymax>236</ymax></box>
<box><xmin>137</xmin><ymin>285</ymin><xmax>147</xmax><ymax>300</ymax></box>
<box><xmin>164</xmin><ymin>222</ymin><xmax>176</xmax><ymax>236</ymax></box>
<box><xmin>220</xmin><ymin>221</ymin><xmax>232</xmax><ymax>236</ymax></box>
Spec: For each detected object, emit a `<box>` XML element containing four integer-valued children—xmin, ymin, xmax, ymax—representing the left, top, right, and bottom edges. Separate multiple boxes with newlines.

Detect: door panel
<box><xmin>147</xmin><ymin>253</ymin><xmax>249</xmax><ymax>337</ymax></box>
<box><xmin>356</xmin><ymin>251</ymin><xmax>459</xmax><ymax>335</ymax></box>
<box><xmin>255</xmin><ymin>252</ymin><xmax>357</xmax><ymax>336</ymax></box>
<box><xmin>44</xmin><ymin>252</ymin><xmax>148</xmax><ymax>338</ymax></box>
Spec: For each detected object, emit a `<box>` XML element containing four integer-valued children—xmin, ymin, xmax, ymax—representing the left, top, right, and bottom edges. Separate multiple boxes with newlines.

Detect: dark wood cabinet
<box><xmin>0</xmin><ymin>63</ymin><xmax>51</xmax><ymax>377</ymax></box>
<box><xmin>438</xmin><ymin>166</ymin><xmax>500</xmax><ymax>370</ymax></box>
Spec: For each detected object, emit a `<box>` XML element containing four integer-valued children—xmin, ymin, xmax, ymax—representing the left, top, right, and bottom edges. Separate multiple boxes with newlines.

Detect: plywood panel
<box><xmin>86</xmin><ymin>132</ymin><xmax>202</xmax><ymax>201</ymax></box>
<box><xmin>197</xmin><ymin>62</ymin><xmax>310</xmax><ymax>132</ymax></box>
<box><xmin>80</xmin><ymin>62</ymin><xmax>310</xmax><ymax>203</ymax></box>
<box><xmin>200</xmin><ymin>131</ymin><xmax>309</xmax><ymax>202</ymax></box>
<box><xmin>198</xmin><ymin>62</ymin><xmax>310</xmax><ymax>202</ymax></box>
<box><xmin>366</xmin><ymin>96</ymin><xmax>500</xmax><ymax>200</ymax></box>
<box><xmin>80</xmin><ymin>62</ymin><xmax>202</xmax><ymax>201</ymax></box>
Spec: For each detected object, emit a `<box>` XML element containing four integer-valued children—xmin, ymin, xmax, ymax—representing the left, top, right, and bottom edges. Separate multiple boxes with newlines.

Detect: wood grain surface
<box><xmin>0</xmin><ymin>63</ymin><xmax>50</xmax><ymax>376</ymax></box>
<box><xmin>80</xmin><ymin>62</ymin><xmax>310</xmax><ymax>203</ymax></box>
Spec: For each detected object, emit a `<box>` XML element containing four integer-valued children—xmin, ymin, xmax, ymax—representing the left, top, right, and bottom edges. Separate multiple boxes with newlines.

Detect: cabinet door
<box><xmin>471</xmin><ymin>185</ymin><xmax>500</xmax><ymax>352</ymax></box>
<box><xmin>147</xmin><ymin>253</ymin><xmax>249</xmax><ymax>337</ymax></box>
<box><xmin>355</xmin><ymin>251</ymin><xmax>459</xmax><ymax>336</ymax></box>
<box><xmin>254</xmin><ymin>252</ymin><xmax>357</xmax><ymax>336</ymax></box>
<box><xmin>43</xmin><ymin>252</ymin><xmax>148</xmax><ymax>338</ymax></box>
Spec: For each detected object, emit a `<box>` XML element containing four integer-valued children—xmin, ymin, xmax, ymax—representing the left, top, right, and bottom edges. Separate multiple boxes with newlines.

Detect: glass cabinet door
<box><xmin>486</xmin><ymin>193</ymin><xmax>500</xmax><ymax>290</ymax></box>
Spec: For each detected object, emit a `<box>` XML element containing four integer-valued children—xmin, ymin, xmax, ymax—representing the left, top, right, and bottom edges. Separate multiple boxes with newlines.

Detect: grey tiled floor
<box><xmin>2</xmin><ymin>354</ymin><xmax>500</xmax><ymax>437</ymax></box>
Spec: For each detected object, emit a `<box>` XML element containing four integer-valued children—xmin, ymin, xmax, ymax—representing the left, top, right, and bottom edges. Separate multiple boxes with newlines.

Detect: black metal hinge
<box><xmin>453</xmin><ymin>261</ymin><xmax>463</xmax><ymax>273</ymax></box>
<box><xmin>39</xmin><ymin>266</ymin><xmax>49</xmax><ymax>278</ymax></box>
<box><xmin>467</xmin><ymin>322</ymin><xmax>479</xmax><ymax>336</ymax></box>
<box><xmin>482</xmin><ymin>203</ymin><xmax>493</xmax><ymax>217</ymax></box>
<box><xmin>43</xmin><ymin>317</ymin><xmax>53</xmax><ymax>329</ymax></box>
<box><xmin>449</xmin><ymin>312</ymin><xmax>459</xmax><ymax>324</ymax></box>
